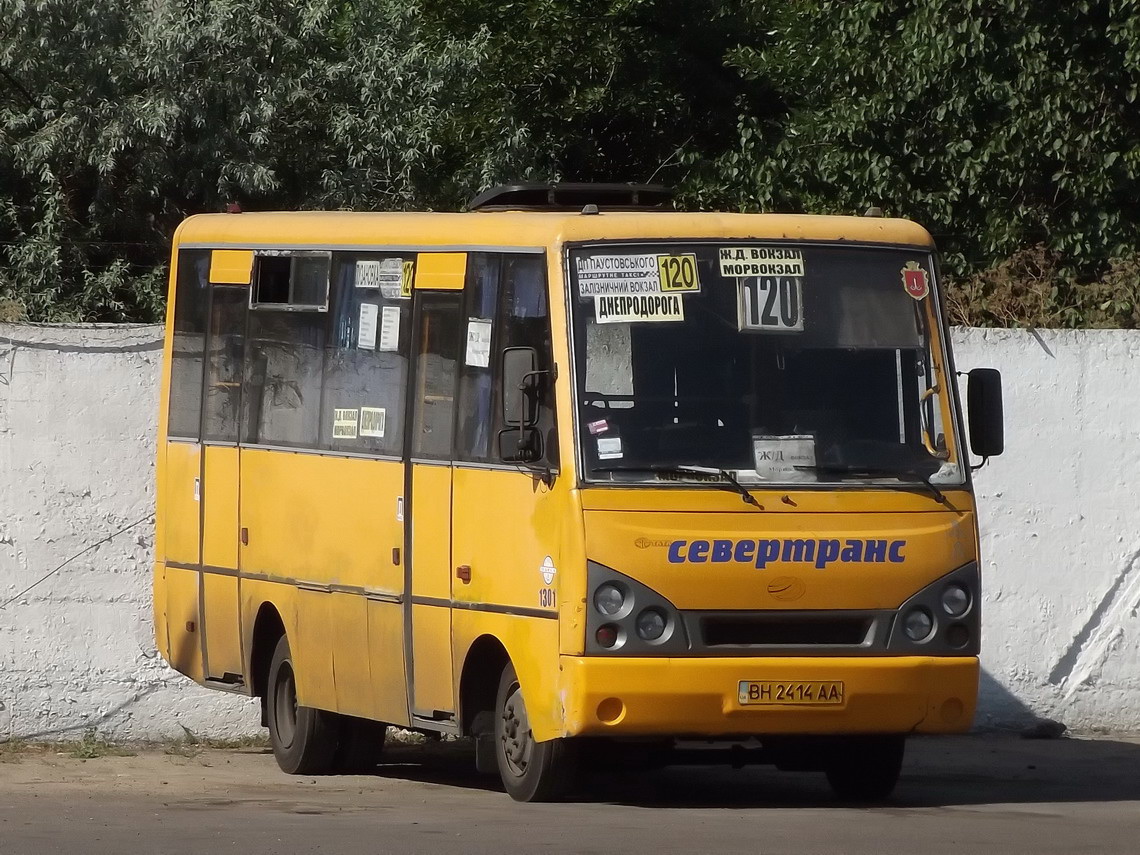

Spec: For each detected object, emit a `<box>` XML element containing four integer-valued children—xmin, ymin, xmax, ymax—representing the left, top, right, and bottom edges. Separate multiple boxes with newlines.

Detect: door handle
<box><xmin>456</xmin><ymin>565</ymin><xmax>471</xmax><ymax>584</ymax></box>
<box><xmin>240</xmin><ymin>527</ymin><xmax>249</xmax><ymax>546</ymax></box>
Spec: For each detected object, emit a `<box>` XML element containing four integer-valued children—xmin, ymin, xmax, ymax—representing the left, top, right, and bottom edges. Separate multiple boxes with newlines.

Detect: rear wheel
<box><xmin>266</xmin><ymin>635</ymin><xmax>339</xmax><ymax>775</ymax></box>
<box><xmin>824</xmin><ymin>735</ymin><xmax>905</xmax><ymax>802</ymax></box>
<box><xmin>495</xmin><ymin>662</ymin><xmax>578</xmax><ymax>802</ymax></box>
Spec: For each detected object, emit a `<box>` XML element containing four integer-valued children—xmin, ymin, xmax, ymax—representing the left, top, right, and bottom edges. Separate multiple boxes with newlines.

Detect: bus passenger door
<box><xmin>405</xmin><ymin>290</ymin><xmax>462</xmax><ymax>723</ymax></box>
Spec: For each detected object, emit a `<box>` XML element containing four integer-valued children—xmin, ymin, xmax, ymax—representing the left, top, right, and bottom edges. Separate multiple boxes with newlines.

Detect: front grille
<box><xmin>700</xmin><ymin>614</ymin><xmax>873</xmax><ymax>647</ymax></box>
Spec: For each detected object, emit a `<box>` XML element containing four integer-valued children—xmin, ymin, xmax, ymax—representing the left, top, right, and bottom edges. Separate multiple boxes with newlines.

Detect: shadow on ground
<box><xmin>373</xmin><ymin>733</ymin><xmax>1140</xmax><ymax>809</ymax></box>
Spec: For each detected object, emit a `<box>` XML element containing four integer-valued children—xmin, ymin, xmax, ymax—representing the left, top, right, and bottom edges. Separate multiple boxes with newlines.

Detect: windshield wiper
<box><xmin>596</xmin><ymin>464</ymin><xmax>763</xmax><ymax>509</ymax></box>
<box><xmin>794</xmin><ymin>464</ymin><xmax>949</xmax><ymax>505</ymax></box>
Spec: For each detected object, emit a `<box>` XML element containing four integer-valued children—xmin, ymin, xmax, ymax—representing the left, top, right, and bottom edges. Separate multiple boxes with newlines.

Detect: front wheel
<box><xmin>824</xmin><ymin>735</ymin><xmax>906</xmax><ymax>802</ymax></box>
<box><xmin>495</xmin><ymin>662</ymin><xmax>579</xmax><ymax>802</ymax></box>
<box><xmin>266</xmin><ymin>635</ymin><xmax>340</xmax><ymax>775</ymax></box>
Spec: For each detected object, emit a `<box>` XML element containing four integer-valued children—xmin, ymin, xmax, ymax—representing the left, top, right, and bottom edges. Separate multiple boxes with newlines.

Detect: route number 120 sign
<box><xmin>738</xmin><ymin>276</ymin><xmax>804</xmax><ymax>332</ymax></box>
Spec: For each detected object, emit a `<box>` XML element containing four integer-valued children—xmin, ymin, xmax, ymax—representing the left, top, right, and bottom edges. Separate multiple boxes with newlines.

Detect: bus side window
<box><xmin>499</xmin><ymin>255</ymin><xmax>558</xmax><ymax>468</ymax></box>
<box><xmin>168</xmin><ymin>249</ymin><xmax>210</xmax><ymax>439</ymax></box>
<box><xmin>320</xmin><ymin>253</ymin><xmax>411</xmax><ymax>456</ymax></box>
<box><xmin>242</xmin><ymin>309</ymin><xmax>326</xmax><ymax>448</ymax></box>
<box><xmin>241</xmin><ymin>253</ymin><xmax>330</xmax><ymax>448</ymax></box>
<box><xmin>202</xmin><ymin>286</ymin><xmax>248</xmax><ymax>442</ymax></box>
<box><xmin>455</xmin><ymin>253</ymin><xmax>503</xmax><ymax>462</ymax></box>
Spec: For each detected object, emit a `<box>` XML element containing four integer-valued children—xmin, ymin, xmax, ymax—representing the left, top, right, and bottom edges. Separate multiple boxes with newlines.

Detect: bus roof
<box><xmin>173</xmin><ymin>210</ymin><xmax>936</xmax><ymax>251</ymax></box>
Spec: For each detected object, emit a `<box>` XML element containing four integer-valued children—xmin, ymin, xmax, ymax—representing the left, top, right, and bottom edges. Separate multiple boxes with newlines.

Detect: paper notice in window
<box><xmin>360</xmin><ymin>407</ymin><xmax>386</xmax><ymax>438</ymax></box>
<box><xmin>333</xmin><ymin>408</ymin><xmax>359</xmax><ymax>440</ymax></box>
<box><xmin>358</xmin><ymin>303</ymin><xmax>378</xmax><ymax>350</ymax></box>
<box><xmin>465</xmin><ymin>318</ymin><xmax>492</xmax><ymax>368</ymax></box>
<box><xmin>356</xmin><ymin>258</ymin><xmax>405</xmax><ymax>298</ymax></box>
<box><xmin>379</xmin><ymin>305</ymin><xmax>401</xmax><ymax>352</ymax></box>
<box><xmin>752</xmin><ymin>435</ymin><xmax>816</xmax><ymax>481</ymax></box>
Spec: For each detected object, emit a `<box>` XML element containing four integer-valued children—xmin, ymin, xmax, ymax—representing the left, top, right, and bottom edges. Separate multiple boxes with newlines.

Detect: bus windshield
<box><xmin>568</xmin><ymin>242</ymin><xmax>963</xmax><ymax>487</ymax></box>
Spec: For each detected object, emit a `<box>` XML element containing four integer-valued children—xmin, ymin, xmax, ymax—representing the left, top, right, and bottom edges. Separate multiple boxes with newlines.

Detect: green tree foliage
<box><xmin>709</xmin><ymin>0</ymin><xmax>1140</xmax><ymax>283</ymax></box>
<box><xmin>1</xmin><ymin>0</ymin><xmax>1137</xmax><ymax>324</ymax></box>
<box><xmin>0</xmin><ymin>0</ymin><xmax>492</xmax><ymax>320</ymax></box>
<box><xmin>418</xmin><ymin>0</ymin><xmax>773</xmax><ymax>189</ymax></box>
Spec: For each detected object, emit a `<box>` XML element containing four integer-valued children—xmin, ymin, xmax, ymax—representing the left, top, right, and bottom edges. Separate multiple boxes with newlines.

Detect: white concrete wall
<box><xmin>956</xmin><ymin>328</ymin><xmax>1140</xmax><ymax>731</ymax></box>
<box><xmin>0</xmin><ymin>324</ymin><xmax>258</xmax><ymax>741</ymax></box>
<box><xmin>0</xmin><ymin>323</ymin><xmax>1137</xmax><ymax>739</ymax></box>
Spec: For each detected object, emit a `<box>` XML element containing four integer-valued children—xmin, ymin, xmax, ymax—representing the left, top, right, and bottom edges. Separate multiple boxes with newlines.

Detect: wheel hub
<box><xmin>500</xmin><ymin>684</ymin><xmax>533</xmax><ymax>777</ymax></box>
<box><xmin>274</xmin><ymin>663</ymin><xmax>298</xmax><ymax>750</ymax></box>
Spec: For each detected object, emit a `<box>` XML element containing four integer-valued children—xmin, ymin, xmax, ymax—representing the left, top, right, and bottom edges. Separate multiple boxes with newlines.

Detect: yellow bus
<box><xmin>154</xmin><ymin>184</ymin><xmax>1004</xmax><ymax>802</ymax></box>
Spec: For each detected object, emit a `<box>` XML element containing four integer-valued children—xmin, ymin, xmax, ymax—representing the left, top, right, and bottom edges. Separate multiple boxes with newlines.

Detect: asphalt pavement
<box><xmin>0</xmin><ymin>733</ymin><xmax>1137</xmax><ymax>854</ymax></box>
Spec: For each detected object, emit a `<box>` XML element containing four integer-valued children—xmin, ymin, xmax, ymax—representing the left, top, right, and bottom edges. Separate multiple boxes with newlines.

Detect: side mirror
<box><xmin>501</xmin><ymin>346</ymin><xmax>540</xmax><ymax>427</ymax></box>
<box><xmin>967</xmin><ymin>368</ymin><xmax>1004</xmax><ymax>458</ymax></box>
<box><xmin>498</xmin><ymin>426</ymin><xmax>544</xmax><ymax>463</ymax></box>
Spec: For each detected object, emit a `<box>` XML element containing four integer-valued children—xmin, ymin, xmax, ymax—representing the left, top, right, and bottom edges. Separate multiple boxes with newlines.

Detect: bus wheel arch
<box><xmin>249</xmin><ymin>603</ymin><xmax>286</xmax><ymax>725</ymax></box>
<box><xmin>458</xmin><ymin>635</ymin><xmax>509</xmax><ymax>773</ymax></box>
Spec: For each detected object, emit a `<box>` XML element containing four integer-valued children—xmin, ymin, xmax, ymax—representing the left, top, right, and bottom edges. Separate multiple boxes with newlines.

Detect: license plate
<box><xmin>738</xmin><ymin>680</ymin><xmax>845</xmax><ymax>706</ymax></box>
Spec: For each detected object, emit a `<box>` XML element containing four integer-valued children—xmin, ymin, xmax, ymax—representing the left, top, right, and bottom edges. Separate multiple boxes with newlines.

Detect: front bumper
<box><xmin>559</xmin><ymin>655</ymin><xmax>978</xmax><ymax>737</ymax></box>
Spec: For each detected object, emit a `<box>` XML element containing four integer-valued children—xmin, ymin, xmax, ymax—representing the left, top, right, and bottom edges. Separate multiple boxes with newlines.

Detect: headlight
<box><xmin>594</xmin><ymin>583</ymin><xmax>626</xmax><ymax>616</ymax></box>
<box><xmin>902</xmin><ymin>607</ymin><xmax>935</xmax><ymax>641</ymax></box>
<box><xmin>940</xmin><ymin>584</ymin><xmax>970</xmax><ymax>617</ymax></box>
<box><xmin>635</xmin><ymin>608</ymin><xmax>666</xmax><ymax>641</ymax></box>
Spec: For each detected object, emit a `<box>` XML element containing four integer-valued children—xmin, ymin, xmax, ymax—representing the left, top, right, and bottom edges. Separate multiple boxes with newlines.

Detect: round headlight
<box><xmin>903</xmin><ymin>607</ymin><xmax>935</xmax><ymax>641</ymax></box>
<box><xmin>594</xmin><ymin>583</ymin><xmax>626</xmax><ymax>616</ymax></box>
<box><xmin>635</xmin><ymin>608</ymin><xmax>667</xmax><ymax>641</ymax></box>
<box><xmin>941</xmin><ymin>584</ymin><xmax>971</xmax><ymax>617</ymax></box>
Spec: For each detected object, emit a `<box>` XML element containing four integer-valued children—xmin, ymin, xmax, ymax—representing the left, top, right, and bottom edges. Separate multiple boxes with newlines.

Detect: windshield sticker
<box><xmin>357</xmin><ymin>302</ymin><xmax>378</xmax><ymax>350</ymax></box>
<box><xmin>719</xmin><ymin>247</ymin><xmax>805</xmax><ymax>278</ymax></box>
<box><xmin>577</xmin><ymin>254</ymin><xmax>661</xmax><ymax>296</ymax></box>
<box><xmin>738</xmin><ymin>277</ymin><xmax>804</xmax><ymax>332</ymax></box>
<box><xmin>587</xmin><ymin>418</ymin><xmax>609</xmax><ymax>435</ymax></box>
<box><xmin>359</xmin><ymin>406</ymin><xmax>386</xmax><ymax>438</ymax></box>
<box><xmin>656</xmin><ymin>253</ymin><xmax>701</xmax><ymax>292</ymax></box>
<box><xmin>902</xmin><ymin>261</ymin><xmax>930</xmax><ymax>300</ymax></box>
<box><xmin>577</xmin><ymin>253</ymin><xmax>701</xmax><ymax>297</ymax></box>
<box><xmin>655</xmin><ymin>470</ymin><xmax>724</xmax><ymax>483</ymax></box>
<box><xmin>752</xmin><ymin>435</ymin><xmax>816</xmax><ymax>480</ymax></box>
<box><xmin>595</xmin><ymin>293</ymin><xmax>684</xmax><ymax>324</ymax></box>
<box><xmin>465</xmin><ymin>318</ymin><xmax>492</xmax><ymax>368</ymax></box>
<box><xmin>333</xmin><ymin>408</ymin><xmax>359</xmax><ymax>440</ymax></box>
<box><xmin>666</xmin><ymin>537</ymin><xmax>907</xmax><ymax>568</ymax></box>
<box><xmin>597</xmin><ymin>436</ymin><xmax>623</xmax><ymax>460</ymax></box>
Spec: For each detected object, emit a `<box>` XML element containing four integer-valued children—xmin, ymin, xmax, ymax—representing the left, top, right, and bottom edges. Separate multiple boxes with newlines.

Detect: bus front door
<box><xmin>404</xmin><ymin>291</ymin><xmax>462</xmax><ymax>723</ymax></box>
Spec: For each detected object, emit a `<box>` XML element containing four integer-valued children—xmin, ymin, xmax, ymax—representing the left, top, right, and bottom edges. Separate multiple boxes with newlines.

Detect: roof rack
<box><xmin>467</xmin><ymin>183</ymin><xmax>674</xmax><ymax>212</ymax></box>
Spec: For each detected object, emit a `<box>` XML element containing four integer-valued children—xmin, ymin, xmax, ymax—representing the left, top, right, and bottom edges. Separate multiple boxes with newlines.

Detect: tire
<box><xmin>333</xmin><ymin>716</ymin><xmax>388</xmax><ymax>774</ymax></box>
<box><xmin>266</xmin><ymin>634</ymin><xmax>340</xmax><ymax>775</ymax></box>
<box><xmin>824</xmin><ymin>735</ymin><xmax>906</xmax><ymax>802</ymax></box>
<box><xmin>494</xmin><ymin>662</ymin><xmax>578</xmax><ymax>802</ymax></box>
